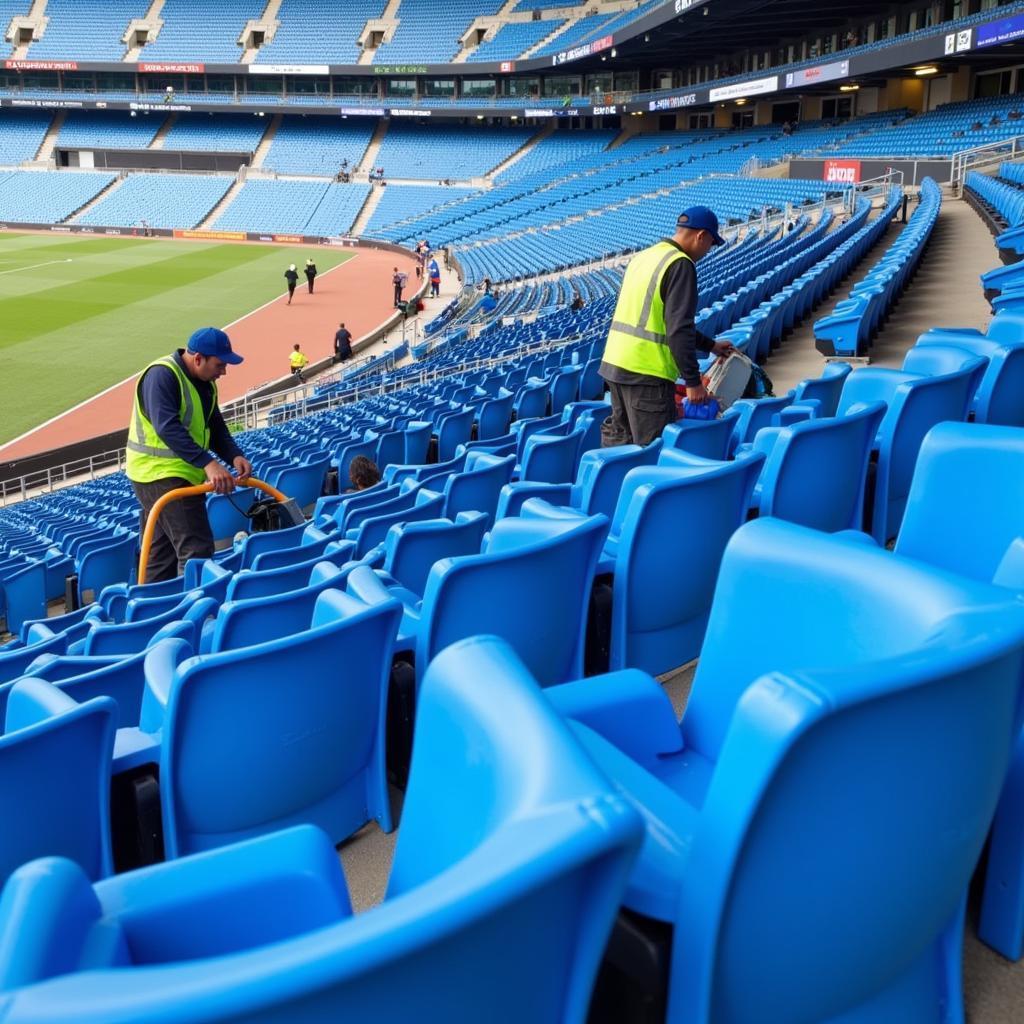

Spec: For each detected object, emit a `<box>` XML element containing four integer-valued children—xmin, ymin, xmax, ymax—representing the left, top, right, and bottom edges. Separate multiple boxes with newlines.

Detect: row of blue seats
<box><xmin>814</xmin><ymin>180</ymin><xmax>940</xmax><ymax>357</ymax></box>
<box><xmin>0</xmin><ymin>416</ymin><xmax>1022</xmax><ymax>1019</ymax></box>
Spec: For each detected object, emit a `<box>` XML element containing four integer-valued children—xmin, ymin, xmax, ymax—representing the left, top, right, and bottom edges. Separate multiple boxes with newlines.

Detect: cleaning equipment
<box><xmin>704</xmin><ymin>351</ymin><xmax>755</xmax><ymax>410</ymax></box>
<box><xmin>137</xmin><ymin>478</ymin><xmax>302</xmax><ymax>585</ymax></box>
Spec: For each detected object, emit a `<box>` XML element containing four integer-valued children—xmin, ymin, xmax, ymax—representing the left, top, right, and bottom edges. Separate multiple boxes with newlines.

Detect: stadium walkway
<box><xmin>767</xmin><ymin>197</ymin><xmax>995</xmax><ymax>391</ymax></box>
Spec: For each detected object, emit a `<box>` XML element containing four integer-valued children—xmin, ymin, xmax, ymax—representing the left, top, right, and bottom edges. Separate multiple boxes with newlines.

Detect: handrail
<box><xmin>137</xmin><ymin>476</ymin><xmax>287</xmax><ymax>584</ymax></box>
<box><xmin>951</xmin><ymin>135</ymin><xmax>1024</xmax><ymax>197</ymax></box>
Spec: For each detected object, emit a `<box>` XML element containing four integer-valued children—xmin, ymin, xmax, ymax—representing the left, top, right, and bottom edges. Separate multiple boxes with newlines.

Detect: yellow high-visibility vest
<box><xmin>125</xmin><ymin>356</ymin><xmax>212</xmax><ymax>486</ymax></box>
<box><xmin>602</xmin><ymin>241</ymin><xmax>693</xmax><ymax>382</ymax></box>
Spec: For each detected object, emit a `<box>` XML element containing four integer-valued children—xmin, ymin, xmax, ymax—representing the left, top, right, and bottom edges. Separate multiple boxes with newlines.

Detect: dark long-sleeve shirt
<box><xmin>601</xmin><ymin>238</ymin><xmax>716</xmax><ymax>387</ymax></box>
<box><xmin>138</xmin><ymin>350</ymin><xmax>243</xmax><ymax>470</ymax></box>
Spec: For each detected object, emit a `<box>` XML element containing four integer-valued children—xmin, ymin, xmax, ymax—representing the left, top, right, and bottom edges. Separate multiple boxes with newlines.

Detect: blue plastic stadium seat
<box><xmin>348</xmin><ymin>510</ymin><xmax>609</xmax><ymax>687</ymax></box>
<box><xmin>594</xmin><ymin>450</ymin><xmax>764</xmax><ymax>674</ymax></box>
<box><xmin>0</xmin><ymin>678</ymin><xmax>116</xmax><ymax>886</ymax></box>
<box><xmin>548</xmin><ymin>517</ymin><xmax>1024</xmax><ymax>1021</ymax></box>
<box><xmin>0</xmin><ymin>635</ymin><xmax>643</xmax><ymax>1024</ymax></box>
<box><xmin>749</xmin><ymin>400</ymin><xmax>887</xmax><ymax>532</ymax></box>
<box><xmin>836</xmin><ymin>361</ymin><xmax>985</xmax><ymax>543</ymax></box>
<box><xmin>125</xmin><ymin>588</ymin><xmax>402</xmax><ymax>856</ymax></box>
<box><xmin>894</xmin><ymin>421</ymin><xmax>1024</xmax><ymax>962</ymax></box>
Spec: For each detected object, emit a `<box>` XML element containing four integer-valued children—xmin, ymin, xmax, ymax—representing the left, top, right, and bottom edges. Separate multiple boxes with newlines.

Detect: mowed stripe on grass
<box><xmin>0</xmin><ymin>235</ymin><xmax>353</xmax><ymax>444</ymax></box>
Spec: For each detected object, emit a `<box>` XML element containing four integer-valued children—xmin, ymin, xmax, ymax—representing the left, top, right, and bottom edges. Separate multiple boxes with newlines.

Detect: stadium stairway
<box><xmin>249</xmin><ymin>113</ymin><xmax>281</xmax><ymax>168</ymax></box>
<box><xmin>196</xmin><ymin>173</ymin><xmax>246</xmax><ymax>229</ymax></box>
<box><xmin>123</xmin><ymin>0</ymin><xmax>167</xmax><ymax>61</ymax></box>
<box><xmin>519</xmin><ymin>9</ymin><xmax>577</xmax><ymax>58</ymax></box>
<box><xmin>240</xmin><ymin>0</ymin><xmax>284</xmax><ymax>64</ymax></box>
<box><xmin>350</xmin><ymin>185</ymin><xmax>386</xmax><ymax>236</ymax></box>
<box><xmin>31</xmin><ymin>109</ymin><xmax>64</xmax><ymax>164</ymax></box>
<box><xmin>147</xmin><ymin>113</ymin><xmax>176</xmax><ymax>150</ymax></box>
<box><xmin>355</xmin><ymin>118</ymin><xmax>389</xmax><ymax>179</ymax></box>
<box><xmin>66</xmin><ymin>174</ymin><xmax>127</xmax><ymax>223</ymax></box>
<box><xmin>759</xmin><ymin>203</ymin><xmax>903</xmax><ymax>391</ymax></box>
<box><xmin>866</xmin><ymin>193</ymin><xmax>994</xmax><ymax>366</ymax></box>
<box><xmin>486</xmin><ymin>121</ymin><xmax>554</xmax><ymax>182</ymax></box>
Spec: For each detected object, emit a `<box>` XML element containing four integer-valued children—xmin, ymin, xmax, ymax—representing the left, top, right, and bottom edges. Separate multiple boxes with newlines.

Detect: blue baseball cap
<box><xmin>186</xmin><ymin>326</ymin><xmax>243</xmax><ymax>365</ymax></box>
<box><xmin>676</xmin><ymin>205</ymin><xmax>725</xmax><ymax>246</ymax></box>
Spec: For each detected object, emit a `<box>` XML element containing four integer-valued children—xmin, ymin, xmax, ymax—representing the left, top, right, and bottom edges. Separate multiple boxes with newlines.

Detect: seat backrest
<box><xmin>238</xmin><ymin>521</ymin><xmax>310</xmax><ymax>571</ymax></box>
<box><xmin>383</xmin><ymin>513</ymin><xmax>488</xmax><ymax>598</ymax></box>
<box><xmin>840</xmin><ymin>364</ymin><xmax>985</xmax><ymax>543</ymax></box>
<box><xmin>161</xmin><ymin>589</ymin><xmax>402</xmax><ymax>857</ymax></box>
<box><xmin>436</xmin><ymin>408</ymin><xmax>476</xmax><ymax>462</ymax></box>
<box><xmin>0</xmin><ymin>679</ymin><xmax>115</xmax><ymax>885</ymax></box>
<box><xmin>757</xmin><ymin>400</ymin><xmax>887</xmax><ymax>532</ymax></box>
<box><xmin>419</xmin><ymin>513</ymin><xmax>609</xmax><ymax>687</ymax></box>
<box><xmin>672</xmin><ymin>556</ymin><xmax>1024</xmax><ymax>1022</ymax></box>
<box><xmin>575</xmin><ymin>442</ymin><xmax>661</xmax><ymax>520</ymax></box>
<box><xmin>688</xmin><ymin>517</ymin><xmax>1020</xmax><ymax>761</ymax></box>
<box><xmin>895</xmin><ymin>421</ymin><xmax>1024</xmax><ymax>582</ymax></box>
<box><xmin>661</xmin><ymin>414</ymin><xmax>737</xmax><ymax>460</ymax></box>
<box><xmin>443</xmin><ymin>453</ymin><xmax>516</xmax><ymax>523</ymax></box>
<box><xmin>519</xmin><ymin>428</ymin><xmax>583</xmax><ymax>485</ymax></box>
<box><xmin>271</xmin><ymin>456</ymin><xmax>331</xmax><ymax>512</ymax></box>
<box><xmin>211</xmin><ymin>562</ymin><xmax>349</xmax><ymax>653</ymax></box>
<box><xmin>477</xmin><ymin>392</ymin><xmax>514</xmax><ymax>440</ymax></box>
<box><xmin>0</xmin><ymin>638</ymin><xmax>642</xmax><ymax>1024</ymax></box>
<box><xmin>791</xmin><ymin>361</ymin><xmax>851</xmax><ymax>417</ymax></box>
<box><xmin>610</xmin><ymin>452</ymin><xmax>764</xmax><ymax>675</ymax></box>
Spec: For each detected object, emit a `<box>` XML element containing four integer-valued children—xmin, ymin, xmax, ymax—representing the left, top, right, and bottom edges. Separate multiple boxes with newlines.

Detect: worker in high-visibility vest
<box><xmin>290</xmin><ymin>343</ymin><xmax>310</xmax><ymax>382</ymax></box>
<box><xmin>600</xmin><ymin>206</ymin><xmax>736</xmax><ymax>447</ymax></box>
<box><xmin>126</xmin><ymin>327</ymin><xmax>251</xmax><ymax>583</ymax></box>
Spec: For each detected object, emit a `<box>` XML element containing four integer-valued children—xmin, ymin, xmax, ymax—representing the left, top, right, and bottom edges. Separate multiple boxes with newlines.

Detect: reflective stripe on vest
<box><xmin>125</xmin><ymin>356</ymin><xmax>212</xmax><ymax>485</ymax></box>
<box><xmin>602</xmin><ymin>241</ymin><xmax>693</xmax><ymax>382</ymax></box>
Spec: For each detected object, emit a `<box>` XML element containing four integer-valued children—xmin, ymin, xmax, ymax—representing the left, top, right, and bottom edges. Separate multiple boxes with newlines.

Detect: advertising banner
<box><xmin>709</xmin><ymin>75</ymin><xmax>778</xmax><ymax>102</ymax></box>
<box><xmin>823</xmin><ymin>159</ymin><xmax>861</xmax><ymax>184</ymax></box>
<box><xmin>174</xmin><ymin>229</ymin><xmax>247</xmax><ymax>241</ymax></box>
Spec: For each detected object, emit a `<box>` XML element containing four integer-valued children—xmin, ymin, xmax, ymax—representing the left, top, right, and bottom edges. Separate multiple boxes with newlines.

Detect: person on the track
<box><xmin>304</xmin><ymin>259</ymin><xmax>317</xmax><ymax>294</ymax></box>
<box><xmin>285</xmin><ymin>264</ymin><xmax>299</xmax><ymax>305</ymax></box>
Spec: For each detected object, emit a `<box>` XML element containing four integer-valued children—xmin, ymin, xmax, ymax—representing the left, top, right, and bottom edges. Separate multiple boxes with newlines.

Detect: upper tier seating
<box><xmin>373</xmin><ymin>0</ymin><xmax>504</xmax><ymax>63</ymax></box>
<box><xmin>0</xmin><ymin>110</ymin><xmax>51</xmax><ymax>165</ymax></box>
<box><xmin>141</xmin><ymin>0</ymin><xmax>259</xmax><ymax>63</ymax></box>
<box><xmin>374</xmin><ymin>124</ymin><xmax>539</xmax><ymax>181</ymax></box>
<box><xmin>262</xmin><ymin>117</ymin><xmax>375</xmax><ymax>177</ymax></box>
<box><xmin>255</xmin><ymin>0</ymin><xmax>387</xmax><ymax>64</ymax></box>
<box><xmin>161</xmin><ymin>114</ymin><xmax>269</xmax><ymax>154</ymax></box>
<box><xmin>466</xmin><ymin>18</ymin><xmax>562</xmax><ymax>62</ymax></box>
<box><xmin>26</xmin><ymin>0</ymin><xmax>139</xmax><ymax>60</ymax></box>
<box><xmin>57</xmin><ymin>111</ymin><xmax>162</xmax><ymax>150</ymax></box>
<box><xmin>0</xmin><ymin>1</ymin><xmax>29</xmax><ymax>58</ymax></box>
<box><xmin>76</xmin><ymin>173</ymin><xmax>233</xmax><ymax>230</ymax></box>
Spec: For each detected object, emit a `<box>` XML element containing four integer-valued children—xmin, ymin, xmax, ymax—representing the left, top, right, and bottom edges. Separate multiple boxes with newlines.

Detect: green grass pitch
<box><xmin>0</xmin><ymin>233</ymin><xmax>354</xmax><ymax>445</ymax></box>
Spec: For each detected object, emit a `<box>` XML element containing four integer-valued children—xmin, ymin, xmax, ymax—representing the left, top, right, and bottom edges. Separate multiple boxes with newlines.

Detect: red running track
<box><xmin>0</xmin><ymin>246</ymin><xmax>419</xmax><ymax>461</ymax></box>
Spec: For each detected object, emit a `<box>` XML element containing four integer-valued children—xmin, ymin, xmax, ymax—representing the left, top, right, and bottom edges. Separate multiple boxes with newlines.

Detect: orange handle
<box><xmin>137</xmin><ymin>477</ymin><xmax>289</xmax><ymax>585</ymax></box>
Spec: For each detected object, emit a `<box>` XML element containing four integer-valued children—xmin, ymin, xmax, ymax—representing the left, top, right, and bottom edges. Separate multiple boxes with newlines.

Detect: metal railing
<box><xmin>951</xmin><ymin>135</ymin><xmax>1024</xmax><ymax>196</ymax></box>
<box><xmin>0</xmin><ymin>448</ymin><xmax>126</xmax><ymax>508</ymax></box>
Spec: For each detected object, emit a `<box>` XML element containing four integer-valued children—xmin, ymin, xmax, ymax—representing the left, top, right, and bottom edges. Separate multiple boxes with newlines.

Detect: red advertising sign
<box><xmin>138</xmin><ymin>62</ymin><xmax>205</xmax><ymax>73</ymax></box>
<box><xmin>499</xmin><ymin>61</ymin><xmax>515</xmax><ymax>73</ymax></box>
<box><xmin>5</xmin><ymin>59</ymin><xmax>78</xmax><ymax>71</ymax></box>
<box><xmin>823</xmin><ymin>159</ymin><xmax>862</xmax><ymax>184</ymax></box>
